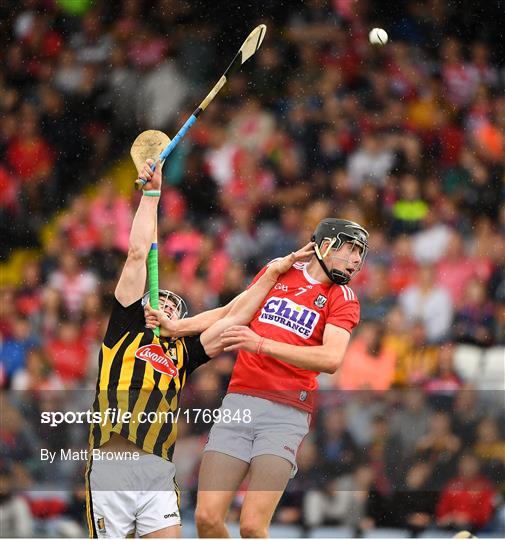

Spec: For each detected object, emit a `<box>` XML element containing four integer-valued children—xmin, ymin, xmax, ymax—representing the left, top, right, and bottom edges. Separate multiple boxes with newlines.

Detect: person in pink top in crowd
<box><xmin>335</xmin><ymin>321</ymin><xmax>396</xmax><ymax>391</ymax></box>
<box><xmin>48</xmin><ymin>253</ymin><xmax>98</xmax><ymax>316</ymax></box>
<box><xmin>436</xmin><ymin>229</ymin><xmax>491</xmax><ymax>306</ymax></box>
<box><xmin>88</xmin><ymin>180</ymin><xmax>133</xmax><ymax>252</ymax></box>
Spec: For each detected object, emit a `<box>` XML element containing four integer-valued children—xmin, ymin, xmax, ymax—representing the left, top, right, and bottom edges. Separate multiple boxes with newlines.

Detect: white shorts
<box><xmin>204</xmin><ymin>393</ymin><xmax>310</xmax><ymax>477</ymax></box>
<box><xmin>86</xmin><ymin>453</ymin><xmax>180</xmax><ymax>538</ymax></box>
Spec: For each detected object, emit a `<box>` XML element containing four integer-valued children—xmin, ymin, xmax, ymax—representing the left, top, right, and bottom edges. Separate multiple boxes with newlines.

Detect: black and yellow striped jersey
<box><xmin>89</xmin><ymin>298</ymin><xmax>209</xmax><ymax>461</ymax></box>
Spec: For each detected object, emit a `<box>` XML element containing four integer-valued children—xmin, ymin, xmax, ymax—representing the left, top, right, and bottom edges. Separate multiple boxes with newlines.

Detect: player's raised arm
<box><xmin>115</xmin><ymin>159</ymin><xmax>161</xmax><ymax>307</ymax></box>
<box><xmin>146</xmin><ymin>243</ymin><xmax>314</xmax><ymax>338</ymax></box>
<box><xmin>198</xmin><ymin>243</ymin><xmax>314</xmax><ymax>357</ymax></box>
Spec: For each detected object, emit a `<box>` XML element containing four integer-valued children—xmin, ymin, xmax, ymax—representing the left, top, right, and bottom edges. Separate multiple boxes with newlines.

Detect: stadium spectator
<box><xmin>347</xmin><ymin>132</ymin><xmax>394</xmax><ymax>191</ymax></box>
<box><xmin>59</xmin><ymin>194</ymin><xmax>98</xmax><ymax>255</ymax></box>
<box><xmin>302</xmin><ymin>464</ymin><xmax>378</xmax><ymax>531</ymax></box>
<box><xmin>386</xmin><ymin>314</ymin><xmax>439</xmax><ymax>386</ymax></box>
<box><xmin>391</xmin><ymin>174</ymin><xmax>429</xmax><ymax>237</ymax></box>
<box><xmin>0</xmin><ymin>315</ymin><xmax>38</xmax><ymax>382</ymax></box>
<box><xmin>6</xmin><ymin>105</ymin><xmax>54</xmax><ymax>188</ymax></box>
<box><xmin>436</xmin><ymin>229</ymin><xmax>483</xmax><ymax>306</ymax></box>
<box><xmin>15</xmin><ymin>260</ymin><xmax>43</xmax><ymax>319</ymax></box>
<box><xmin>391</xmin><ymin>461</ymin><xmax>437</xmax><ymax>536</ymax></box>
<box><xmin>10</xmin><ymin>347</ymin><xmax>63</xmax><ymax>394</ymax></box>
<box><xmin>423</xmin><ymin>341</ymin><xmax>463</xmax><ymax>407</ymax></box>
<box><xmin>317</xmin><ymin>407</ymin><xmax>358</xmax><ymax>478</ymax></box>
<box><xmin>411</xmin><ymin>209</ymin><xmax>452</xmax><ymax>265</ymax></box>
<box><xmin>390</xmin><ymin>387</ymin><xmax>432</xmax><ymax>458</ymax></box>
<box><xmin>399</xmin><ymin>264</ymin><xmax>453</xmax><ymax>343</ymax></box>
<box><xmin>473</xmin><ymin>418</ymin><xmax>505</xmax><ymax>487</ymax></box>
<box><xmin>88</xmin><ymin>226</ymin><xmax>125</xmax><ymax>297</ymax></box>
<box><xmin>436</xmin><ymin>453</ymin><xmax>496</xmax><ymax>534</ymax></box>
<box><xmin>344</xmin><ymin>391</ymin><xmax>387</xmax><ymax>448</ymax></box>
<box><xmin>88</xmin><ymin>181</ymin><xmax>132</xmax><ymax>252</ymax></box>
<box><xmin>336</xmin><ymin>321</ymin><xmax>396</xmax><ymax>391</ymax></box>
<box><xmin>451</xmin><ymin>385</ymin><xmax>487</xmax><ymax>448</ymax></box>
<box><xmin>388</xmin><ymin>235</ymin><xmax>418</xmax><ymax>295</ymax></box>
<box><xmin>46</xmin><ymin>318</ymin><xmax>89</xmax><ymax>386</ymax></box>
<box><xmin>366</xmin><ymin>414</ymin><xmax>402</xmax><ymax>493</ymax></box>
<box><xmin>415</xmin><ymin>411</ymin><xmax>461</xmax><ymax>487</ymax></box>
<box><xmin>453</xmin><ymin>278</ymin><xmax>496</xmax><ymax>346</ymax></box>
<box><xmin>0</xmin><ymin>400</ymin><xmax>38</xmax><ymax>483</ymax></box>
<box><xmin>47</xmin><ymin>252</ymin><xmax>98</xmax><ymax>316</ymax></box>
<box><xmin>0</xmin><ymin>463</ymin><xmax>34</xmax><ymax>537</ymax></box>
<box><xmin>359</xmin><ymin>265</ymin><xmax>397</xmax><ymax>322</ymax></box>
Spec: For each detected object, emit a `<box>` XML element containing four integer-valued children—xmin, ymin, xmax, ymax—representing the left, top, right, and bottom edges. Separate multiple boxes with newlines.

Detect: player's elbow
<box><xmin>126</xmin><ymin>245</ymin><xmax>147</xmax><ymax>262</ymax></box>
<box><xmin>321</xmin><ymin>355</ymin><xmax>344</xmax><ymax>374</ymax></box>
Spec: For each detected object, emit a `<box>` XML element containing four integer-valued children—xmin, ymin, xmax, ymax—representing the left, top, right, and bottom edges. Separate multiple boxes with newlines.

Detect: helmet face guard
<box><xmin>312</xmin><ymin>219</ymin><xmax>369</xmax><ymax>285</ymax></box>
<box><xmin>142</xmin><ymin>289</ymin><xmax>188</xmax><ymax>320</ymax></box>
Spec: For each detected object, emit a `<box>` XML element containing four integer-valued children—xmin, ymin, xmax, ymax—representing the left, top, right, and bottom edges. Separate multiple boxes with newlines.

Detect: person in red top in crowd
<box><xmin>436</xmin><ymin>453</ymin><xmax>496</xmax><ymax>534</ymax></box>
<box><xmin>423</xmin><ymin>341</ymin><xmax>462</xmax><ymax>397</ymax></box>
<box><xmin>46</xmin><ymin>319</ymin><xmax>89</xmax><ymax>386</ymax></box>
<box><xmin>389</xmin><ymin>235</ymin><xmax>418</xmax><ymax>295</ymax></box>
<box><xmin>183</xmin><ymin>218</ymin><xmax>369</xmax><ymax>538</ymax></box>
<box><xmin>6</xmin><ymin>106</ymin><xmax>54</xmax><ymax>185</ymax></box>
<box><xmin>60</xmin><ymin>195</ymin><xmax>99</xmax><ymax>255</ymax></box>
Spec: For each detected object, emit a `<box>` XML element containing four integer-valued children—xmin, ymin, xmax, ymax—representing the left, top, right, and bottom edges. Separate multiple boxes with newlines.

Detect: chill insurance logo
<box><xmin>259</xmin><ymin>297</ymin><xmax>319</xmax><ymax>339</ymax></box>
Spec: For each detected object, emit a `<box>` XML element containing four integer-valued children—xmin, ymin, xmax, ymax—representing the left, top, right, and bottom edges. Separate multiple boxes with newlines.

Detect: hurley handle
<box><xmin>147</xmin><ymin>240</ymin><xmax>160</xmax><ymax>337</ymax></box>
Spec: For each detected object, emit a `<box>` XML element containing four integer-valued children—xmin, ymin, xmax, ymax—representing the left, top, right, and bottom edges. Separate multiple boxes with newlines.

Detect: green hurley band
<box><xmin>143</xmin><ymin>190</ymin><xmax>161</xmax><ymax>197</ymax></box>
<box><xmin>148</xmin><ymin>244</ymin><xmax>160</xmax><ymax>337</ymax></box>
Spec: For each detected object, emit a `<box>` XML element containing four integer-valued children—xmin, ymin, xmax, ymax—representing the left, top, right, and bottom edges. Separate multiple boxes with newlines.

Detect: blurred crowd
<box><xmin>1</xmin><ymin>0</ymin><xmax>504</xmax><ymax>537</ymax></box>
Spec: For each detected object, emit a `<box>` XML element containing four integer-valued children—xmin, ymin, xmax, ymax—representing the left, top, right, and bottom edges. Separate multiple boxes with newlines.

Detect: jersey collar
<box><xmin>302</xmin><ymin>263</ymin><xmax>322</xmax><ymax>285</ymax></box>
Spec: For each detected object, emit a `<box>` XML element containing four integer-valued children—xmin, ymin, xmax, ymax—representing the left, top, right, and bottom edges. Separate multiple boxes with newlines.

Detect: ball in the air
<box><xmin>369</xmin><ymin>28</ymin><xmax>388</xmax><ymax>45</ymax></box>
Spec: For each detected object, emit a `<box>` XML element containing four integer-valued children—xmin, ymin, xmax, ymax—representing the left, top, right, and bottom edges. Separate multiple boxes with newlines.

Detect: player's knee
<box><xmin>194</xmin><ymin>505</ymin><xmax>223</xmax><ymax>532</ymax></box>
<box><xmin>239</xmin><ymin>519</ymin><xmax>267</xmax><ymax>538</ymax></box>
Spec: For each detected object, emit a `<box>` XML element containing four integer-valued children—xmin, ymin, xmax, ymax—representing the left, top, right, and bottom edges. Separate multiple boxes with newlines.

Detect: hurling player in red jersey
<box><xmin>193</xmin><ymin>218</ymin><xmax>369</xmax><ymax>538</ymax></box>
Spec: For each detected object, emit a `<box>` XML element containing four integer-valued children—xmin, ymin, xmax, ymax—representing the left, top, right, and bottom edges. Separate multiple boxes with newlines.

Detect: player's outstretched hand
<box><xmin>144</xmin><ymin>303</ymin><xmax>179</xmax><ymax>337</ymax></box>
<box><xmin>221</xmin><ymin>325</ymin><xmax>262</xmax><ymax>353</ymax></box>
<box><xmin>265</xmin><ymin>242</ymin><xmax>315</xmax><ymax>281</ymax></box>
<box><xmin>138</xmin><ymin>159</ymin><xmax>162</xmax><ymax>191</ymax></box>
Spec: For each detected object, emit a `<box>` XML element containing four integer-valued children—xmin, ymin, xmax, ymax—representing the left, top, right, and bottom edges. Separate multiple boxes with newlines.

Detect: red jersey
<box><xmin>228</xmin><ymin>262</ymin><xmax>360</xmax><ymax>411</ymax></box>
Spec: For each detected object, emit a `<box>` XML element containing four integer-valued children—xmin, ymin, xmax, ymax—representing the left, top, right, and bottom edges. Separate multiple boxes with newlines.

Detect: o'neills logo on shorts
<box><xmin>259</xmin><ymin>297</ymin><xmax>319</xmax><ymax>339</ymax></box>
<box><xmin>135</xmin><ymin>344</ymin><xmax>178</xmax><ymax>377</ymax></box>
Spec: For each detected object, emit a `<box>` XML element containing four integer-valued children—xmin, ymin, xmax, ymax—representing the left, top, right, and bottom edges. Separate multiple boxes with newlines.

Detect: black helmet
<box><xmin>311</xmin><ymin>218</ymin><xmax>369</xmax><ymax>285</ymax></box>
<box><xmin>142</xmin><ymin>289</ymin><xmax>188</xmax><ymax>319</ymax></box>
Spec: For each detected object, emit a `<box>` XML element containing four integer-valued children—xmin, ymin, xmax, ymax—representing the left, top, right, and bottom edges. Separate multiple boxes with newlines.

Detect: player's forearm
<box><xmin>198</xmin><ymin>277</ymin><xmax>278</xmax><ymax>357</ymax></box>
<box><xmin>261</xmin><ymin>339</ymin><xmax>343</xmax><ymax>374</ymax></box>
<box><xmin>225</xmin><ymin>273</ymin><xmax>277</xmax><ymax>324</ymax></box>
<box><xmin>127</xmin><ymin>195</ymin><xmax>159</xmax><ymax>260</ymax></box>
<box><xmin>163</xmin><ymin>305</ymin><xmax>230</xmax><ymax>337</ymax></box>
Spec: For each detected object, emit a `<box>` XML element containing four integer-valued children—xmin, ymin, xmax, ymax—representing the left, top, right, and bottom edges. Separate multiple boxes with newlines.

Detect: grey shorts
<box><xmin>204</xmin><ymin>393</ymin><xmax>310</xmax><ymax>477</ymax></box>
